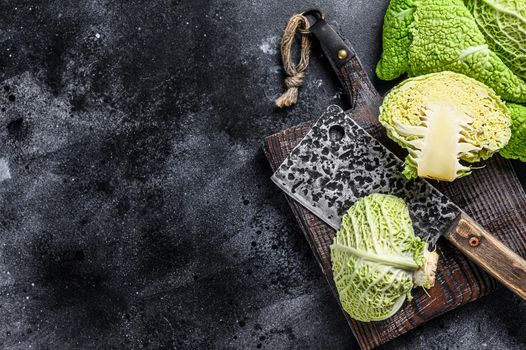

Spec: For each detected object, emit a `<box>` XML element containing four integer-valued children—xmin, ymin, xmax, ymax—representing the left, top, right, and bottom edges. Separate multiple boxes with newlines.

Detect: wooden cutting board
<box><xmin>264</xmin><ymin>122</ymin><xmax>526</xmax><ymax>349</ymax></box>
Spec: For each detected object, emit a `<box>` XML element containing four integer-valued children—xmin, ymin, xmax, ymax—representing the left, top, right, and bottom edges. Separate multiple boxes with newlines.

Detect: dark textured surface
<box><xmin>0</xmin><ymin>1</ymin><xmax>524</xmax><ymax>349</ymax></box>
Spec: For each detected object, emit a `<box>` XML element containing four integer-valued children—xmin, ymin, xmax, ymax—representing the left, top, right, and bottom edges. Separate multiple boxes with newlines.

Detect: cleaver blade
<box><xmin>271</xmin><ymin>105</ymin><xmax>526</xmax><ymax>300</ymax></box>
<box><xmin>271</xmin><ymin>105</ymin><xmax>458</xmax><ymax>245</ymax></box>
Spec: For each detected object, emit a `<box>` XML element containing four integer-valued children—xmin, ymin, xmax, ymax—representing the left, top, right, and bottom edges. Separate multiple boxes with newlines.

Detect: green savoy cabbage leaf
<box><xmin>376</xmin><ymin>0</ymin><xmax>526</xmax><ymax>103</ymax></box>
<box><xmin>465</xmin><ymin>0</ymin><xmax>526</xmax><ymax>79</ymax></box>
<box><xmin>331</xmin><ymin>194</ymin><xmax>438</xmax><ymax>322</ymax></box>
<box><xmin>379</xmin><ymin>72</ymin><xmax>511</xmax><ymax>181</ymax></box>
<box><xmin>500</xmin><ymin>103</ymin><xmax>526</xmax><ymax>161</ymax></box>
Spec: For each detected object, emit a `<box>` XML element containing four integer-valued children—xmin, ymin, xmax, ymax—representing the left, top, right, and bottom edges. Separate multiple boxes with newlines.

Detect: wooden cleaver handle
<box><xmin>445</xmin><ymin>212</ymin><xmax>526</xmax><ymax>300</ymax></box>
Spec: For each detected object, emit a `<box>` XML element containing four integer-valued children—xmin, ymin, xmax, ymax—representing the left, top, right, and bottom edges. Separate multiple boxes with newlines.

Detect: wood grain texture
<box><xmin>446</xmin><ymin>212</ymin><xmax>526</xmax><ymax>300</ymax></box>
<box><xmin>264</xmin><ymin>124</ymin><xmax>526</xmax><ymax>350</ymax></box>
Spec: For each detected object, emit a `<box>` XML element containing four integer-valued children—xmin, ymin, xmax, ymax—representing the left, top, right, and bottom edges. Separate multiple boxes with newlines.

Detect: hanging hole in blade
<box><xmin>329</xmin><ymin>125</ymin><xmax>345</xmax><ymax>142</ymax></box>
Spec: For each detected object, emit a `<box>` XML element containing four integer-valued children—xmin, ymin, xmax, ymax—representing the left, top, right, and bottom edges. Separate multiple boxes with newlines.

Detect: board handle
<box><xmin>445</xmin><ymin>212</ymin><xmax>526</xmax><ymax>300</ymax></box>
<box><xmin>309</xmin><ymin>18</ymin><xmax>383</xmax><ymax>137</ymax></box>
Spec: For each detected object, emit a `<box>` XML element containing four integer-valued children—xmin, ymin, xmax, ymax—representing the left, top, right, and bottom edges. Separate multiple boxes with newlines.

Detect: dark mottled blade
<box><xmin>271</xmin><ymin>105</ymin><xmax>460</xmax><ymax>245</ymax></box>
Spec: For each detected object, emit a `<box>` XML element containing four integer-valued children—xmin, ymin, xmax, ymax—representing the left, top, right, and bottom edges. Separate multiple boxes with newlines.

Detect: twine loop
<box><xmin>275</xmin><ymin>14</ymin><xmax>312</xmax><ymax>108</ymax></box>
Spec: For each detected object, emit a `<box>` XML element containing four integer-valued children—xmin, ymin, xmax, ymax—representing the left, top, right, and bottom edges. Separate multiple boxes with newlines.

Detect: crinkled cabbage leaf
<box><xmin>466</xmin><ymin>0</ymin><xmax>526</xmax><ymax>79</ymax></box>
<box><xmin>500</xmin><ymin>103</ymin><xmax>526</xmax><ymax>161</ymax></box>
<box><xmin>376</xmin><ymin>0</ymin><xmax>526</xmax><ymax>103</ymax></box>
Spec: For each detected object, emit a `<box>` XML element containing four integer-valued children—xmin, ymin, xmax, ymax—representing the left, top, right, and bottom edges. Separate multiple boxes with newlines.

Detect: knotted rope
<box><xmin>275</xmin><ymin>14</ymin><xmax>311</xmax><ymax>108</ymax></box>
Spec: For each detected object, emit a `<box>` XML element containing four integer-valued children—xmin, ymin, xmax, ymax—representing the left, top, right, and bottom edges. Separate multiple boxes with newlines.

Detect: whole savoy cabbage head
<box><xmin>331</xmin><ymin>194</ymin><xmax>438</xmax><ymax>322</ymax></box>
<box><xmin>376</xmin><ymin>0</ymin><xmax>526</xmax><ymax>103</ymax></box>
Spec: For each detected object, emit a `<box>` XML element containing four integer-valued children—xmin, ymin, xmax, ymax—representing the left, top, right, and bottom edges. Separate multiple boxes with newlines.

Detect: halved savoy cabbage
<box><xmin>331</xmin><ymin>194</ymin><xmax>438</xmax><ymax>322</ymax></box>
<box><xmin>379</xmin><ymin>71</ymin><xmax>511</xmax><ymax>181</ymax></box>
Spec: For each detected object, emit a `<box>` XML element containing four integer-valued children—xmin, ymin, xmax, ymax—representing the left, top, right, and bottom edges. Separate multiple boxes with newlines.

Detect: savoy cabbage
<box><xmin>331</xmin><ymin>194</ymin><xmax>438</xmax><ymax>322</ymax></box>
<box><xmin>379</xmin><ymin>72</ymin><xmax>511</xmax><ymax>181</ymax></box>
<box><xmin>376</xmin><ymin>0</ymin><xmax>526</xmax><ymax>103</ymax></box>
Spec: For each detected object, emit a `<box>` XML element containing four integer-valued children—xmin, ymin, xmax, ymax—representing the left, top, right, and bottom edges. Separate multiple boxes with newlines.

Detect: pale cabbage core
<box><xmin>419</xmin><ymin>102</ymin><xmax>469</xmax><ymax>180</ymax></box>
<box><xmin>380</xmin><ymin>72</ymin><xmax>511</xmax><ymax>181</ymax></box>
<box><xmin>397</xmin><ymin>101</ymin><xmax>474</xmax><ymax>181</ymax></box>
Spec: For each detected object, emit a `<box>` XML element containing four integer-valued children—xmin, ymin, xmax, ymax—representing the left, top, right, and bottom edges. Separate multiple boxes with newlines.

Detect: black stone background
<box><xmin>0</xmin><ymin>1</ymin><xmax>525</xmax><ymax>349</ymax></box>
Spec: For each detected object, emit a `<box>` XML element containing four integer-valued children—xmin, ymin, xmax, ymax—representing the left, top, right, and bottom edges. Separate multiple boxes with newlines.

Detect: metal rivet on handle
<box><xmin>469</xmin><ymin>236</ymin><xmax>479</xmax><ymax>247</ymax></box>
<box><xmin>337</xmin><ymin>49</ymin><xmax>348</xmax><ymax>60</ymax></box>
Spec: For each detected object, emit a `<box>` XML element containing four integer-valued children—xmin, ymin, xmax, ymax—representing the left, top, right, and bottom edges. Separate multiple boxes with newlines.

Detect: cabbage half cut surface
<box><xmin>379</xmin><ymin>72</ymin><xmax>511</xmax><ymax>181</ymax></box>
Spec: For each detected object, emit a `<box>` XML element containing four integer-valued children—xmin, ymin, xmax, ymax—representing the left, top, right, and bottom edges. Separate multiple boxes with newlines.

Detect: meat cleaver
<box><xmin>272</xmin><ymin>104</ymin><xmax>526</xmax><ymax>300</ymax></box>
